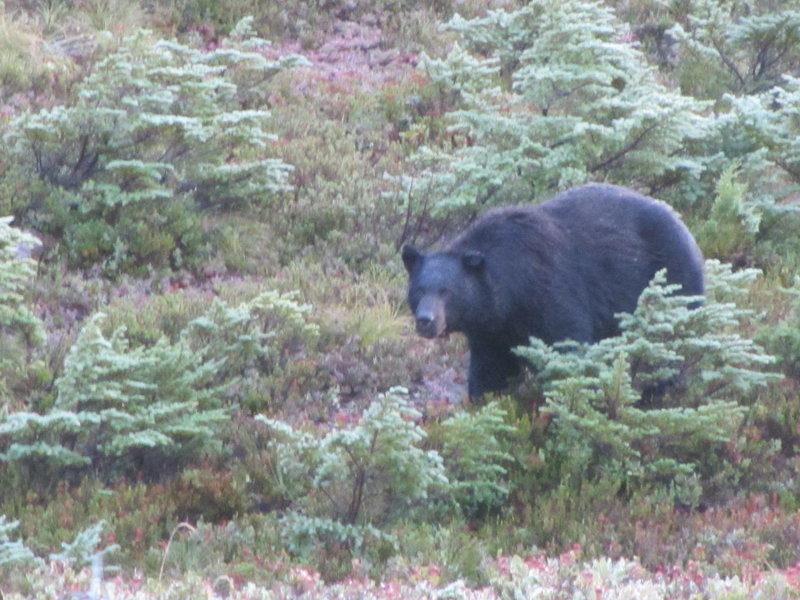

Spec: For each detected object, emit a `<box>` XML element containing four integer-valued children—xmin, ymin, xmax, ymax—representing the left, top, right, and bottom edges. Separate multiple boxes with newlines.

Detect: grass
<box><xmin>6</xmin><ymin>541</ymin><xmax>800</xmax><ymax>598</ymax></box>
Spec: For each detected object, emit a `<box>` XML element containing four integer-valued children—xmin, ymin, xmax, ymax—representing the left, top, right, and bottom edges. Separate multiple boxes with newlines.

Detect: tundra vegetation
<box><xmin>2</xmin><ymin>0</ymin><xmax>800</xmax><ymax>597</ymax></box>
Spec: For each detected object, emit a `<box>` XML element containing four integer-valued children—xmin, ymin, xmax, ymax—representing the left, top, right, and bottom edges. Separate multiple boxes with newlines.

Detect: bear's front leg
<box><xmin>467</xmin><ymin>338</ymin><xmax>521</xmax><ymax>402</ymax></box>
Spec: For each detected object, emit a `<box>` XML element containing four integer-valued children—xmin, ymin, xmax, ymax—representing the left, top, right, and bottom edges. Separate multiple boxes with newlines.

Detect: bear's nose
<box><xmin>416</xmin><ymin>315</ymin><xmax>437</xmax><ymax>338</ymax></box>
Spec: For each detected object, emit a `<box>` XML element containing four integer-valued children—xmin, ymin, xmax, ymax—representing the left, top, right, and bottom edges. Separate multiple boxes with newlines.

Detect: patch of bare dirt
<box><xmin>264</xmin><ymin>20</ymin><xmax>421</xmax><ymax>97</ymax></box>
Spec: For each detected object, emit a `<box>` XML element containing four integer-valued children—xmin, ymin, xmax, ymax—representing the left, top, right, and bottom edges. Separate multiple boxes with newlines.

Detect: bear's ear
<box><xmin>401</xmin><ymin>245</ymin><xmax>423</xmax><ymax>274</ymax></box>
<box><xmin>462</xmin><ymin>251</ymin><xmax>485</xmax><ymax>272</ymax></box>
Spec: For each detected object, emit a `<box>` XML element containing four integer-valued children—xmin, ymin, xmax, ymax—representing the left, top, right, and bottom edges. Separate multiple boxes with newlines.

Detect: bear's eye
<box><xmin>438</xmin><ymin>287</ymin><xmax>451</xmax><ymax>297</ymax></box>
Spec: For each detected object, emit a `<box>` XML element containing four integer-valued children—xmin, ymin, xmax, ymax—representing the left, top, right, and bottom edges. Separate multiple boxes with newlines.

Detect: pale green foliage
<box><xmin>52</xmin><ymin>312</ymin><xmax>228</xmax><ymax>470</ymax></box>
<box><xmin>257</xmin><ymin>417</ymin><xmax>321</xmax><ymax>504</ymax></box>
<box><xmin>0</xmin><ymin>288</ymin><xmax>318</xmax><ymax>481</ymax></box>
<box><xmin>259</xmin><ymin>387</ymin><xmax>448</xmax><ymax>552</ymax></box>
<box><xmin>516</xmin><ymin>262</ymin><xmax>778</xmax><ymax>498</ymax></box>
<box><xmin>8</xmin><ymin>23</ymin><xmax>302</xmax><ymax>201</ymax></box>
<box><xmin>0</xmin><ymin>515</ymin><xmax>38</xmax><ymax>568</ymax></box>
<box><xmin>2</xmin><ymin>19</ymin><xmax>308</xmax><ymax>273</ymax></box>
<box><xmin>0</xmin><ymin>411</ymin><xmax>91</xmax><ymax>468</ymax></box>
<box><xmin>0</xmin><ymin>217</ymin><xmax>44</xmax><ymax>405</ymax></box>
<box><xmin>313</xmin><ymin>389</ymin><xmax>446</xmax><ymax>525</ymax></box>
<box><xmin>0</xmin><ymin>217</ymin><xmax>43</xmax><ymax>341</ymax></box>
<box><xmin>668</xmin><ymin>1</ymin><xmax>800</xmax><ymax>96</ymax></box>
<box><xmin>619</xmin><ymin>261</ymin><xmax>776</xmax><ymax>400</ymax></box>
<box><xmin>433</xmin><ymin>402</ymin><xmax>515</xmax><ymax>517</ymax></box>
<box><xmin>258</xmin><ymin>390</ymin><xmax>525</xmax><ymax>556</ymax></box>
<box><xmin>280</xmin><ymin>513</ymin><xmax>396</xmax><ymax>558</ymax></box>
<box><xmin>723</xmin><ymin>74</ymin><xmax>800</xmax><ymax>190</ymax></box>
<box><xmin>411</xmin><ymin>0</ymin><xmax>709</xmax><ymax>213</ymax></box>
<box><xmin>261</xmin><ymin>387</ymin><xmax>447</xmax><ymax>524</ymax></box>
<box><xmin>49</xmin><ymin>520</ymin><xmax>117</xmax><ymax>570</ymax></box>
<box><xmin>187</xmin><ymin>290</ymin><xmax>318</xmax><ymax>365</ymax></box>
<box><xmin>184</xmin><ymin>290</ymin><xmax>319</xmax><ymax>410</ymax></box>
<box><xmin>698</xmin><ymin>164</ymin><xmax>761</xmax><ymax>259</ymax></box>
<box><xmin>657</xmin><ymin>2</ymin><xmax>800</xmax><ymax>220</ymax></box>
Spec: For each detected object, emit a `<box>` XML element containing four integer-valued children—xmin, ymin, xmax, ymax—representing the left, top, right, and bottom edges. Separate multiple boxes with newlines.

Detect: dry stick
<box><xmin>158</xmin><ymin>522</ymin><xmax>198</xmax><ymax>583</ymax></box>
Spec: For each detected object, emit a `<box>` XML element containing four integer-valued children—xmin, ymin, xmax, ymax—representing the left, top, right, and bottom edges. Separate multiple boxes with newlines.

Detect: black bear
<box><xmin>401</xmin><ymin>184</ymin><xmax>705</xmax><ymax>400</ymax></box>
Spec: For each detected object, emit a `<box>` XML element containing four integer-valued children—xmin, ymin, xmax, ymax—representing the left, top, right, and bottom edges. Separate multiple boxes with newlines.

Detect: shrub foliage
<box><xmin>516</xmin><ymin>262</ymin><xmax>778</xmax><ymax>503</ymax></box>
<box><xmin>409</xmin><ymin>0</ymin><xmax>709</xmax><ymax>214</ymax></box>
<box><xmin>2</xmin><ymin>19</ymin><xmax>307</xmax><ymax>274</ymax></box>
<box><xmin>2</xmin><ymin>0</ymin><xmax>800</xmax><ymax>594</ymax></box>
<box><xmin>0</xmin><ymin>217</ymin><xmax>44</xmax><ymax>406</ymax></box>
<box><xmin>0</xmin><ymin>289</ymin><xmax>320</xmax><ymax>486</ymax></box>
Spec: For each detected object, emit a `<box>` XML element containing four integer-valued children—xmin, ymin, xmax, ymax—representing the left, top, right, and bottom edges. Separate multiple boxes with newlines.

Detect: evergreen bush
<box><xmin>0</xmin><ymin>312</ymin><xmax>229</xmax><ymax>483</ymax></box>
<box><xmin>407</xmin><ymin>0</ymin><xmax>710</xmax><ymax>215</ymax></box>
<box><xmin>257</xmin><ymin>387</ymin><xmax>446</xmax><ymax>572</ymax></box>
<box><xmin>182</xmin><ymin>289</ymin><xmax>322</xmax><ymax>413</ymax></box>
<box><xmin>515</xmin><ymin>261</ymin><xmax>778</xmax><ymax>503</ymax></box>
<box><xmin>667</xmin><ymin>2</ymin><xmax>800</xmax><ymax>97</ymax></box>
<box><xmin>668</xmin><ymin>3</ymin><xmax>800</xmax><ymax>226</ymax></box>
<box><xmin>724</xmin><ymin>74</ymin><xmax>800</xmax><ymax>189</ymax></box>
<box><xmin>0</xmin><ymin>287</ymin><xmax>320</xmax><ymax>485</ymax></box>
<box><xmin>0</xmin><ymin>515</ymin><xmax>118</xmax><ymax>594</ymax></box>
<box><xmin>2</xmin><ymin>18</ymin><xmax>307</xmax><ymax>275</ymax></box>
<box><xmin>49</xmin><ymin>520</ymin><xmax>117</xmax><ymax>570</ymax></box>
<box><xmin>429</xmin><ymin>402</ymin><xmax>515</xmax><ymax>519</ymax></box>
<box><xmin>256</xmin><ymin>388</ymin><xmax>527</xmax><ymax>571</ymax></box>
<box><xmin>0</xmin><ymin>515</ymin><xmax>38</xmax><ymax>569</ymax></box>
<box><xmin>259</xmin><ymin>387</ymin><xmax>447</xmax><ymax>529</ymax></box>
<box><xmin>697</xmin><ymin>164</ymin><xmax>761</xmax><ymax>262</ymax></box>
<box><xmin>0</xmin><ymin>217</ymin><xmax>44</xmax><ymax>407</ymax></box>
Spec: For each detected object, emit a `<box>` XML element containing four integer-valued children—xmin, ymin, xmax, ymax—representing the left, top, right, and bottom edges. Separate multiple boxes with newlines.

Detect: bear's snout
<box><xmin>413</xmin><ymin>296</ymin><xmax>446</xmax><ymax>338</ymax></box>
<box><xmin>415</xmin><ymin>314</ymin><xmax>439</xmax><ymax>338</ymax></box>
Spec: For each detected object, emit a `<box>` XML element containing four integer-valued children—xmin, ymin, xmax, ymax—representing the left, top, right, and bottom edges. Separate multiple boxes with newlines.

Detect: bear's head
<box><xmin>401</xmin><ymin>245</ymin><xmax>486</xmax><ymax>339</ymax></box>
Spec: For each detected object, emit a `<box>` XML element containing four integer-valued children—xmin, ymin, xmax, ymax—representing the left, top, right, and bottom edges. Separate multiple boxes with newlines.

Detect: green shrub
<box><xmin>516</xmin><ymin>261</ymin><xmax>778</xmax><ymax>504</ymax></box>
<box><xmin>2</xmin><ymin>19</ymin><xmax>307</xmax><ymax>275</ymax></box>
<box><xmin>405</xmin><ymin>0</ymin><xmax>710</xmax><ymax>215</ymax></box>
<box><xmin>0</xmin><ymin>217</ymin><xmax>44</xmax><ymax>407</ymax></box>
<box><xmin>254</xmin><ymin>387</ymin><xmax>535</xmax><ymax>577</ymax></box>
<box><xmin>256</xmin><ymin>387</ymin><xmax>447</xmax><ymax>575</ymax></box>
<box><xmin>668</xmin><ymin>2</ymin><xmax>800</xmax><ymax>97</ymax></box>
<box><xmin>697</xmin><ymin>165</ymin><xmax>761</xmax><ymax>262</ymax></box>
<box><xmin>182</xmin><ymin>289</ymin><xmax>322</xmax><ymax>414</ymax></box>
<box><xmin>725</xmin><ymin>75</ymin><xmax>800</xmax><ymax>187</ymax></box>
<box><xmin>0</xmin><ymin>286</ymin><xmax>321</xmax><ymax>485</ymax></box>
<box><xmin>428</xmin><ymin>402</ymin><xmax>515</xmax><ymax>519</ymax></box>
<box><xmin>680</xmin><ymin>42</ymin><xmax>800</xmax><ymax>248</ymax></box>
<box><xmin>0</xmin><ymin>512</ymin><xmax>114</xmax><ymax>592</ymax></box>
<box><xmin>259</xmin><ymin>387</ymin><xmax>447</xmax><ymax>527</ymax></box>
<box><xmin>691</xmin><ymin>83</ymin><xmax>800</xmax><ymax>270</ymax></box>
<box><xmin>0</xmin><ymin>515</ymin><xmax>38</xmax><ymax>569</ymax></box>
<box><xmin>49</xmin><ymin>520</ymin><xmax>117</xmax><ymax>570</ymax></box>
<box><xmin>13</xmin><ymin>312</ymin><xmax>228</xmax><ymax>481</ymax></box>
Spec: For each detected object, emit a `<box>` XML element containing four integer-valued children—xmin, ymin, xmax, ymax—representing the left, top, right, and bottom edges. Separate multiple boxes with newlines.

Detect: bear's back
<box><xmin>441</xmin><ymin>183</ymin><xmax>704</xmax><ymax>341</ymax></box>
<box><xmin>446</xmin><ymin>204</ymin><xmax>564</xmax><ymax>261</ymax></box>
<box><xmin>450</xmin><ymin>184</ymin><xmax>700</xmax><ymax>268</ymax></box>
